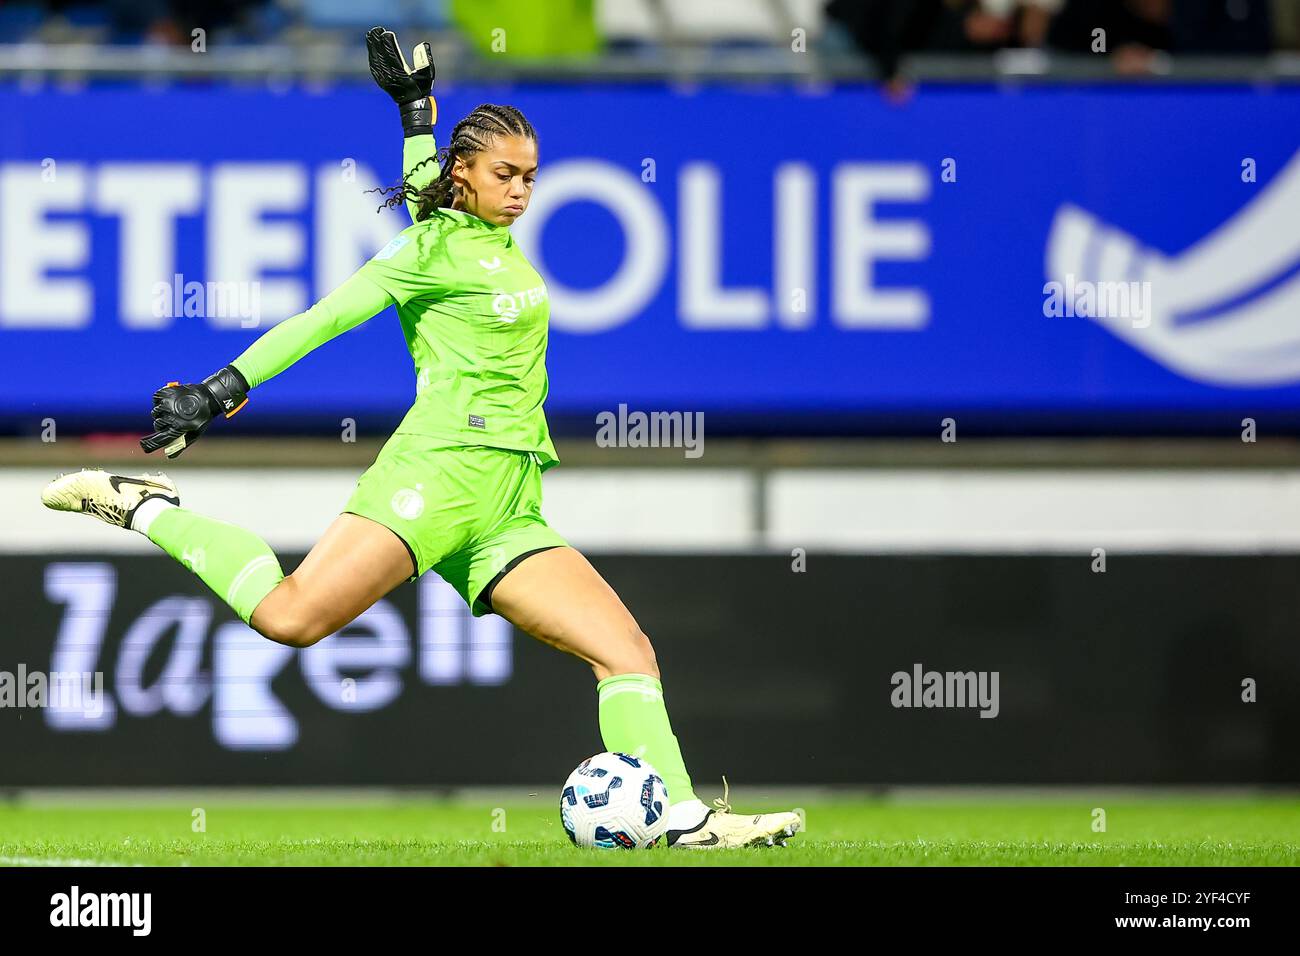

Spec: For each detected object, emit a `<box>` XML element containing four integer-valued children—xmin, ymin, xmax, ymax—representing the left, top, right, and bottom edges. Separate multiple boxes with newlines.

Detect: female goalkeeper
<box><xmin>42</xmin><ymin>28</ymin><xmax>800</xmax><ymax>849</ymax></box>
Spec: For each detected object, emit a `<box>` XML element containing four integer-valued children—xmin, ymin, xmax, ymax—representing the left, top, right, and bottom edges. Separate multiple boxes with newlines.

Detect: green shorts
<box><xmin>342</xmin><ymin>433</ymin><xmax>568</xmax><ymax>616</ymax></box>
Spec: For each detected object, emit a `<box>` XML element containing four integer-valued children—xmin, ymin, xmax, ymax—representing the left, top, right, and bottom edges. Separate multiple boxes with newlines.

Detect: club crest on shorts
<box><xmin>390</xmin><ymin>487</ymin><xmax>425</xmax><ymax>520</ymax></box>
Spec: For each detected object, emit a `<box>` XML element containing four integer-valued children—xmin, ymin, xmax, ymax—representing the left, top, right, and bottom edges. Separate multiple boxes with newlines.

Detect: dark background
<box><xmin>2</xmin><ymin>553</ymin><xmax>1295</xmax><ymax>787</ymax></box>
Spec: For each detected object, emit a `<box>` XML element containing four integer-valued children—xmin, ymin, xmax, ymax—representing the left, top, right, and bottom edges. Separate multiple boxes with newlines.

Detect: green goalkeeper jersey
<box><xmin>229</xmin><ymin>135</ymin><xmax>559</xmax><ymax>471</ymax></box>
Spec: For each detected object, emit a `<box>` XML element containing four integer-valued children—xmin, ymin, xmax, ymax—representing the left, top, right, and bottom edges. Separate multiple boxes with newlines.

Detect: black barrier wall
<box><xmin>0</xmin><ymin>554</ymin><xmax>1296</xmax><ymax>786</ymax></box>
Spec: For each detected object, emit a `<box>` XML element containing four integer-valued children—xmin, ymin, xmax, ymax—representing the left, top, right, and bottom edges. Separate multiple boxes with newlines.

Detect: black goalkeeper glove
<box><xmin>139</xmin><ymin>366</ymin><xmax>249</xmax><ymax>459</ymax></box>
<box><xmin>366</xmin><ymin>26</ymin><xmax>436</xmax><ymax>137</ymax></box>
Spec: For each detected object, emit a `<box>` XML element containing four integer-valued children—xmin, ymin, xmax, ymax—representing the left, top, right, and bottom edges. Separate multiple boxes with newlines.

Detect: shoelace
<box><xmin>84</xmin><ymin>498</ymin><xmax>126</xmax><ymax>525</ymax></box>
<box><xmin>710</xmin><ymin>775</ymin><xmax>733</xmax><ymax>815</ymax></box>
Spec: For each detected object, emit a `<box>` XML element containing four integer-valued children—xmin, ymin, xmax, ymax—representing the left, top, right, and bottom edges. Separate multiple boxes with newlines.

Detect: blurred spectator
<box><xmin>0</xmin><ymin>0</ymin><xmax>272</xmax><ymax>45</ymax></box>
<box><xmin>825</xmin><ymin>0</ymin><xmax>1064</xmax><ymax>92</ymax></box>
<box><xmin>1048</xmin><ymin>0</ymin><xmax>1273</xmax><ymax>70</ymax></box>
<box><xmin>1046</xmin><ymin>0</ymin><xmax>1172</xmax><ymax>74</ymax></box>
<box><xmin>1046</xmin><ymin>0</ymin><xmax>1173</xmax><ymax>55</ymax></box>
<box><xmin>1171</xmin><ymin>0</ymin><xmax>1273</xmax><ymax>54</ymax></box>
<box><xmin>136</xmin><ymin>0</ymin><xmax>269</xmax><ymax>46</ymax></box>
<box><xmin>2</xmin><ymin>0</ymin><xmax>1293</xmax><ymax>70</ymax></box>
<box><xmin>825</xmin><ymin>1</ymin><xmax>976</xmax><ymax>88</ymax></box>
<box><xmin>1012</xmin><ymin>0</ymin><xmax>1067</xmax><ymax>46</ymax></box>
<box><xmin>1276</xmin><ymin>0</ymin><xmax>1300</xmax><ymax>48</ymax></box>
<box><xmin>451</xmin><ymin>0</ymin><xmax>601</xmax><ymax>60</ymax></box>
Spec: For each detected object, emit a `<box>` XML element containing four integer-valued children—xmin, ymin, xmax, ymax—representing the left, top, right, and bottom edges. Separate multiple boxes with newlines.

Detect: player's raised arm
<box><xmin>139</xmin><ymin>271</ymin><xmax>396</xmax><ymax>459</ymax></box>
<box><xmin>366</xmin><ymin>26</ymin><xmax>439</xmax><ymax>223</ymax></box>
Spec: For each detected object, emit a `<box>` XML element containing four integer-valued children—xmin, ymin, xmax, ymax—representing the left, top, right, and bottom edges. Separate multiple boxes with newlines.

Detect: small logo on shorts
<box><xmin>391</xmin><ymin>488</ymin><xmax>425</xmax><ymax>520</ymax></box>
<box><xmin>468</xmin><ymin>414</ymin><xmax>486</xmax><ymax>429</ymax></box>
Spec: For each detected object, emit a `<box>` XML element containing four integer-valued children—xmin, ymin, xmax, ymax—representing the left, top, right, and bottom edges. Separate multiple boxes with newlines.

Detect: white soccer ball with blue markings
<box><xmin>560</xmin><ymin>752</ymin><xmax>670</xmax><ymax>849</ymax></box>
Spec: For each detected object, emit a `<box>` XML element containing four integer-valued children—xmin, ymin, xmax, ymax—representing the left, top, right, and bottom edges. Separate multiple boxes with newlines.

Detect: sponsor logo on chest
<box><xmin>491</xmin><ymin>284</ymin><xmax>549</xmax><ymax>323</ymax></box>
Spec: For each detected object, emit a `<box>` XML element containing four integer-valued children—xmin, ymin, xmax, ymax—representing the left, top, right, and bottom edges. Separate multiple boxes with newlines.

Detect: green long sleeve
<box><xmin>229</xmin><ymin>271</ymin><xmax>394</xmax><ymax>390</ymax></box>
<box><xmin>403</xmin><ymin>133</ymin><xmax>440</xmax><ymax>223</ymax></box>
<box><xmin>227</xmin><ymin>132</ymin><xmax>437</xmax><ymax>392</ymax></box>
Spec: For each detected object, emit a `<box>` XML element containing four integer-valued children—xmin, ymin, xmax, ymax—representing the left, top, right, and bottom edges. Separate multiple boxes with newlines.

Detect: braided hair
<box><xmin>373</xmin><ymin>103</ymin><xmax>537</xmax><ymax>222</ymax></box>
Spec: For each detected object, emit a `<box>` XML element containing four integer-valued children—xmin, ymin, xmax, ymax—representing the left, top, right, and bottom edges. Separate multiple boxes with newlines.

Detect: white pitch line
<box><xmin>0</xmin><ymin>855</ymin><xmax>142</xmax><ymax>868</ymax></box>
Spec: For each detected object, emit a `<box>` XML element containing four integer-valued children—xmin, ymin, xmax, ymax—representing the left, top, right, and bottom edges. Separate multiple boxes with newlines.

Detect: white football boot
<box><xmin>42</xmin><ymin>469</ymin><xmax>179</xmax><ymax>531</ymax></box>
<box><xmin>666</xmin><ymin>777</ymin><xmax>803</xmax><ymax>849</ymax></box>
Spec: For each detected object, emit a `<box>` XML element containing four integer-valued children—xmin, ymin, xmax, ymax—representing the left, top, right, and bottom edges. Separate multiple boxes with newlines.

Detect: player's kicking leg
<box><xmin>41</xmin><ymin>468</ymin><xmax>414</xmax><ymax>647</ymax></box>
<box><xmin>486</xmin><ymin>545</ymin><xmax>803</xmax><ymax>849</ymax></box>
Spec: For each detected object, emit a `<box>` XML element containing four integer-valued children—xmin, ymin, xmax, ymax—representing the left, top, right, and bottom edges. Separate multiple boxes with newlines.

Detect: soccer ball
<box><xmin>559</xmin><ymin>752</ymin><xmax>670</xmax><ymax>849</ymax></box>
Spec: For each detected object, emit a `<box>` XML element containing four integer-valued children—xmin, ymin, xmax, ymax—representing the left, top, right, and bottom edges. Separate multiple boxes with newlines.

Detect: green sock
<box><xmin>141</xmin><ymin>506</ymin><xmax>285</xmax><ymax>625</ymax></box>
<box><xmin>596</xmin><ymin>673</ymin><xmax>698</xmax><ymax>805</ymax></box>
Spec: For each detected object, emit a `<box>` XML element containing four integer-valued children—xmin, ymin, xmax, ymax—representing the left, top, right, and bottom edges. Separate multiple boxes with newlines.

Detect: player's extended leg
<box><xmin>42</xmin><ymin>469</ymin><xmax>413</xmax><ymax>647</ymax></box>
<box><xmin>248</xmin><ymin>513</ymin><xmax>414</xmax><ymax>646</ymax></box>
<box><xmin>487</xmin><ymin>545</ymin><xmax>802</xmax><ymax>848</ymax></box>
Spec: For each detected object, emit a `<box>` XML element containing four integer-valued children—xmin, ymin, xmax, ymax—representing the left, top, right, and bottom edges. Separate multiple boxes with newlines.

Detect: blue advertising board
<box><xmin>1</xmin><ymin>83</ymin><xmax>1298</xmax><ymax>434</ymax></box>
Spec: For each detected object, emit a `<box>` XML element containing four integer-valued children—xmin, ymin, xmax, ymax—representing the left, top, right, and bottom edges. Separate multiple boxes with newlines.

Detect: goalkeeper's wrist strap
<box><xmin>399</xmin><ymin>96</ymin><xmax>434</xmax><ymax>137</ymax></box>
<box><xmin>202</xmin><ymin>365</ymin><xmax>250</xmax><ymax>418</ymax></box>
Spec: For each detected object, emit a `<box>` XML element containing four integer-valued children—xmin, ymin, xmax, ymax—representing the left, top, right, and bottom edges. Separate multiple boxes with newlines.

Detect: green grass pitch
<box><xmin>1</xmin><ymin>795</ymin><xmax>1297</xmax><ymax>866</ymax></box>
